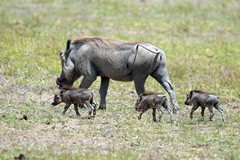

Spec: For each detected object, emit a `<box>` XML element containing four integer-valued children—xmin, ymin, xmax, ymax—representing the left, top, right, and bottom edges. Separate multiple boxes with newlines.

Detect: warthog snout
<box><xmin>184</xmin><ymin>94</ymin><xmax>191</xmax><ymax>105</ymax></box>
<box><xmin>51</xmin><ymin>102</ymin><xmax>57</xmax><ymax>106</ymax></box>
<box><xmin>185</xmin><ymin>101</ymin><xmax>190</xmax><ymax>105</ymax></box>
<box><xmin>52</xmin><ymin>95</ymin><xmax>62</xmax><ymax>106</ymax></box>
<box><xmin>135</xmin><ymin>106</ymin><xmax>141</xmax><ymax>112</ymax></box>
<box><xmin>133</xmin><ymin>100</ymin><xmax>141</xmax><ymax>111</ymax></box>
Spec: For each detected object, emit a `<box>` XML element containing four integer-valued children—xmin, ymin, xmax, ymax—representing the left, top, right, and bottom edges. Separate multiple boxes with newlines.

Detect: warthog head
<box><xmin>133</xmin><ymin>94</ymin><xmax>148</xmax><ymax>112</ymax></box>
<box><xmin>56</xmin><ymin>39</ymin><xmax>80</xmax><ymax>88</ymax></box>
<box><xmin>52</xmin><ymin>93</ymin><xmax>63</xmax><ymax>106</ymax></box>
<box><xmin>185</xmin><ymin>91</ymin><xmax>193</xmax><ymax>105</ymax></box>
<box><xmin>133</xmin><ymin>94</ymin><xmax>141</xmax><ymax>111</ymax></box>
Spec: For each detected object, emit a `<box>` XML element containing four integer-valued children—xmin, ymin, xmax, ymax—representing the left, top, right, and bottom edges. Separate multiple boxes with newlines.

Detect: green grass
<box><xmin>0</xmin><ymin>0</ymin><xmax>240</xmax><ymax>159</ymax></box>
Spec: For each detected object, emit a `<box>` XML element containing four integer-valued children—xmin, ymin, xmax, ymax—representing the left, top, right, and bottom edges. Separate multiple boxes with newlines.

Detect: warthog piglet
<box><xmin>52</xmin><ymin>87</ymin><xmax>96</xmax><ymax>118</ymax></box>
<box><xmin>133</xmin><ymin>91</ymin><xmax>173</xmax><ymax>123</ymax></box>
<box><xmin>185</xmin><ymin>90</ymin><xmax>225</xmax><ymax>122</ymax></box>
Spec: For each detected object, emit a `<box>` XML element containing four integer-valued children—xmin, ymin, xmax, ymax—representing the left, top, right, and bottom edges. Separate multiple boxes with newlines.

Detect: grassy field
<box><xmin>0</xmin><ymin>0</ymin><xmax>240</xmax><ymax>159</ymax></box>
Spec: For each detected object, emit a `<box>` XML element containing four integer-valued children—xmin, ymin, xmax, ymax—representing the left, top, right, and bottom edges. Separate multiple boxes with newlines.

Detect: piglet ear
<box><xmin>64</xmin><ymin>39</ymin><xmax>71</xmax><ymax>60</ymax></box>
<box><xmin>189</xmin><ymin>91</ymin><xmax>193</xmax><ymax>97</ymax></box>
<box><xmin>60</xmin><ymin>89</ymin><xmax>65</xmax><ymax>92</ymax></box>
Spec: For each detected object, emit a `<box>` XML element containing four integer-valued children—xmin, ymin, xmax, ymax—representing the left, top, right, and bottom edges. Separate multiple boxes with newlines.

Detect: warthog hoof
<box><xmin>173</xmin><ymin>103</ymin><xmax>180</xmax><ymax>113</ymax></box>
<box><xmin>173</xmin><ymin>107</ymin><xmax>179</xmax><ymax>114</ymax></box>
<box><xmin>98</xmin><ymin>104</ymin><xmax>106</xmax><ymax>110</ymax></box>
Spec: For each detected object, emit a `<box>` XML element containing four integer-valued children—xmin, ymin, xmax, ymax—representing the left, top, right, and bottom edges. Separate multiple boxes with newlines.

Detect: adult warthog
<box><xmin>56</xmin><ymin>37</ymin><xmax>179</xmax><ymax>112</ymax></box>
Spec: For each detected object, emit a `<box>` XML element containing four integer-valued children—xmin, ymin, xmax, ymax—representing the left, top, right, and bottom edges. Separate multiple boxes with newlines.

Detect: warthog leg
<box><xmin>200</xmin><ymin>107</ymin><xmax>206</xmax><ymax>121</ymax></box>
<box><xmin>152</xmin><ymin>108</ymin><xmax>157</xmax><ymax>122</ymax></box>
<box><xmin>62</xmin><ymin>104</ymin><xmax>71</xmax><ymax>115</ymax></box>
<box><xmin>92</xmin><ymin>102</ymin><xmax>97</xmax><ymax>116</ymax></box>
<box><xmin>79</xmin><ymin>74</ymin><xmax>97</xmax><ymax>109</ymax></box>
<box><xmin>133</xmin><ymin>73</ymin><xmax>148</xmax><ymax>96</ymax></box>
<box><xmin>165</xmin><ymin>107</ymin><xmax>173</xmax><ymax>123</ymax></box>
<box><xmin>214</xmin><ymin>103</ymin><xmax>225</xmax><ymax>122</ymax></box>
<box><xmin>151</xmin><ymin>69</ymin><xmax>179</xmax><ymax>113</ymax></box>
<box><xmin>156</xmin><ymin>105</ymin><xmax>163</xmax><ymax>122</ymax></box>
<box><xmin>80</xmin><ymin>76</ymin><xmax>96</xmax><ymax>89</ymax></box>
<box><xmin>74</xmin><ymin>104</ymin><xmax>80</xmax><ymax>116</ymax></box>
<box><xmin>85</xmin><ymin>102</ymin><xmax>94</xmax><ymax>118</ymax></box>
<box><xmin>138</xmin><ymin>109</ymin><xmax>148</xmax><ymax>120</ymax></box>
<box><xmin>98</xmin><ymin>77</ymin><xmax>110</xmax><ymax>110</ymax></box>
<box><xmin>208</xmin><ymin>106</ymin><xmax>214</xmax><ymax>121</ymax></box>
<box><xmin>161</xmin><ymin>81</ymin><xmax>179</xmax><ymax>113</ymax></box>
<box><xmin>162</xmin><ymin>100</ymin><xmax>174</xmax><ymax>123</ymax></box>
<box><xmin>190</xmin><ymin>105</ymin><xmax>199</xmax><ymax>119</ymax></box>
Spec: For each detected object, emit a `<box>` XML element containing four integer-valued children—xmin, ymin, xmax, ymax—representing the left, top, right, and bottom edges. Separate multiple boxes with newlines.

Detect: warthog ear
<box><xmin>59</xmin><ymin>50</ymin><xmax>64</xmax><ymax>56</ymax></box>
<box><xmin>60</xmin><ymin>89</ymin><xmax>65</xmax><ymax>93</ymax></box>
<box><xmin>139</xmin><ymin>94</ymin><xmax>143</xmax><ymax>99</ymax></box>
<box><xmin>64</xmin><ymin>39</ymin><xmax>71</xmax><ymax>60</ymax></box>
<box><xmin>189</xmin><ymin>91</ymin><xmax>193</xmax><ymax>98</ymax></box>
<box><xmin>66</xmin><ymin>39</ymin><xmax>71</xmax><ymax>50</ymax></box>
<box><xmin>60</xmin><ymin>92</ymin><xmax>64</xmax><ymax>98</ymax></box>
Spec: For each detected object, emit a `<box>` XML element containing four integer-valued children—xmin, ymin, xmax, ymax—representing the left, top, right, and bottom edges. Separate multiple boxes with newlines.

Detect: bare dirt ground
<box><xmin>1</xmin><ymin>74</ymin><xmax>240</xmax><ymax>159</ymax></box>
<box><xmin>0</xmin><ymin>74</ymin><xmax>146</xmax><ymax>159</ymax></box>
